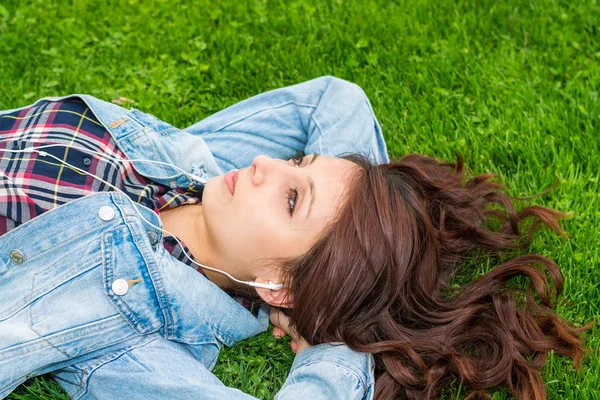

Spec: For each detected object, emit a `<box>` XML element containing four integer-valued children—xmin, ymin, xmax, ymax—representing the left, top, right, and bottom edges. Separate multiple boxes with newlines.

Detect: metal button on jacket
<box><xmin>9</xmin><ymin>250</ymin><xmax>25</xmax><ymax>264</ymax></box>
<box><xmin>83</xmin><ymin>157</ymin><xmax>92</xmax><ymax>166</ymax></box>
<box><xmin>98</xmin><ymin>206</ymin><xmax>115</xmax><ymax>221</ymax></box>
<box><xmin>147</xmin><ymin>230</ymin><xmax>160</xmax><ymax>246</ymax></box>
<box><xmin>111</xmin><ymin>279</ymin><xmax>129</xmax><ymax>296</ymax></box>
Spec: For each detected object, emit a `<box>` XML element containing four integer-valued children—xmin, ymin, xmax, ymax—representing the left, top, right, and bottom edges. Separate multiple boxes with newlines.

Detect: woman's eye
<box><xmin>285</xmin><ymin>151</ymin><xmax>304</xmax><ymax>216</ymax></box>
<box><xmin>285</xmin><ymin>187</ymin><xmax>299</xmax><ymax>216</ymax></box>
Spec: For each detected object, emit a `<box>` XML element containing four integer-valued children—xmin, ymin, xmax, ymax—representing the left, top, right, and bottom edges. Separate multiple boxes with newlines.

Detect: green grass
<box><xmin>1</xmin><ymin>0</ymin><xmax>598</xmax><ymax>398</ymax></box>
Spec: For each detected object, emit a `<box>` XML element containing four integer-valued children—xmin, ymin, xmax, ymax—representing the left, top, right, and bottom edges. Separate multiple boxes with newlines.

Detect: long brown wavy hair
<box><xmin>280</xmin><ymin>153</ymin><xmax>588</xmax><ymax>399</ymax></box>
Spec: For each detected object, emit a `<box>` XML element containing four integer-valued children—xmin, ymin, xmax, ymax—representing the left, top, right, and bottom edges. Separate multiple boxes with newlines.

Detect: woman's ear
<box><xmin>254</xmin><ymin>278</ymin><xmax>293</xmax><ymax>308</ymax></box>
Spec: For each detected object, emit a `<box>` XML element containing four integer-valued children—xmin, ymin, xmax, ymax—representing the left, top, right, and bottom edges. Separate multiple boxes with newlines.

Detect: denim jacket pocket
<box><xmin>0</xmin><ymin>193</ymin><xmax>166</xmax><ymax>380</ymax></box>
<box><xmin>100</xmin><ymin>215</ymin><xmax>166</xmax><ymax>336</ymax></box>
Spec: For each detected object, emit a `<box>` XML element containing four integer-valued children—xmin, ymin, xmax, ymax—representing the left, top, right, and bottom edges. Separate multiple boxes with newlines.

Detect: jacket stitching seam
<box><xmin>72</xmin><ymin>336</ymin><xmax>163</xmax><ymax>400</ymax></box>
<box><xmin>210</xmin><ymin>101</ymin><xmax>317</xmax><ymax>133</ymax></box>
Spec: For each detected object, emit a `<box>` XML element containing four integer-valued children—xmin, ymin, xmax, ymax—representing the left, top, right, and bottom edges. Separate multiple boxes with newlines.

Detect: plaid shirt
<box><xmin>0</xmin><ymin>99</ymin><xmax>261</xmax><ymax>315</ymax></box>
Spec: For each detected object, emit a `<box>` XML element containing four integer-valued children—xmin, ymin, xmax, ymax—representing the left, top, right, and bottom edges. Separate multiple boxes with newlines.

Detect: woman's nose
<box><xmin>250</xmin><ymin>154</ymin><xmax>273</xmax><ymax>186</ymax></box>
<box><xmin>250</xmin><ymin>154</ymin><xmax>293</xmax><ymax>186</ymax></box>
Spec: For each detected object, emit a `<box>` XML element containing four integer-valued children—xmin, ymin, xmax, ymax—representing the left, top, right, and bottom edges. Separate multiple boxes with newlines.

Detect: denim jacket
<box><xmin>0</xmin><ymin>83</ymin><xmax>379</xmax><ymax>399</ymax></box>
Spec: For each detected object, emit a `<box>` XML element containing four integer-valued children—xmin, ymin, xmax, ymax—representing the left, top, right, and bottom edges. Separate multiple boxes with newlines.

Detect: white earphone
<box><xmin>0</xmin><ymin>141</ymin><xmax>283</xmax><ymax>292</ymax></box>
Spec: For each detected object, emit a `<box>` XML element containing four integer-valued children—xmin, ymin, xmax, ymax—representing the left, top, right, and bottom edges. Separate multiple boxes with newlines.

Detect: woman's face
<box><xmin>202</xmin><ymin>153</ymin><xmax>358</xmax><ymax>281</ymax></box>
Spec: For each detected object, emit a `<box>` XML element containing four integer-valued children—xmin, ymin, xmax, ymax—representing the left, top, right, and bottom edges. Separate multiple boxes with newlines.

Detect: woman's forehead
<box><xmin>308</xmin><ymin>153</ymin><xmax>357</xmax><ymax>170</ymax></box>
<box><xmin>305</xmin><ymin>155</ymin><xmax>358</xmax><ymax>219</ymax></box>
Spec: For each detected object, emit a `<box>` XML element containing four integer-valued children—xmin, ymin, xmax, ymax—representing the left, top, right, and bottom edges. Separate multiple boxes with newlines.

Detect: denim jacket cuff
<box><xmin>287</xmin><ymin>343</ymin><xmax>374</xmax><ymax>399</ymax></box>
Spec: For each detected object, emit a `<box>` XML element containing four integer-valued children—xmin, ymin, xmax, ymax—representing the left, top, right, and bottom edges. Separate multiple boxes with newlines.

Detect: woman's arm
<box><xmin>183</xmin><ymin>76</ymin><xmax>389</xmax><ymax>172</ymax></box>
<box><xmin>52</xmin><ymin>334</ymin><xmax>373</xmax><ymax>400</ymax></box>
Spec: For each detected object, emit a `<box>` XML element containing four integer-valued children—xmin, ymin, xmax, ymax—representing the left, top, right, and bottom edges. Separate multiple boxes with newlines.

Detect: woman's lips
<box><xmin>224</xmin><ymin>170</ymin><xmax>238</xmax><ymax>195</ymax></box>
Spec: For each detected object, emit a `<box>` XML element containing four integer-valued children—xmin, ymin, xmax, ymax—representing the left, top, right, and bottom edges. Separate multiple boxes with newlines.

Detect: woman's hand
<box><xmin>270</xmin><ymin>308</ymin><xmax>310</xmax><ymax>354</ymax></box>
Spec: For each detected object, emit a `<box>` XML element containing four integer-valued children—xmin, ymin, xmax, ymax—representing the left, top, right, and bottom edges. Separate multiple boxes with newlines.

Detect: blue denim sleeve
<box><xmin>53</xmin><ymin>338</ymin><xmax>373</xmax><ymax>400</ymax></box>
<box><xmin>184</xmin><ymin>76</ymin><xmax>390</xmax><ymax>173</ymax></box>
<box><xmin>275</xmin><ymin>343</ymin><xmax>374</xmax><ymax>400</ymax></box>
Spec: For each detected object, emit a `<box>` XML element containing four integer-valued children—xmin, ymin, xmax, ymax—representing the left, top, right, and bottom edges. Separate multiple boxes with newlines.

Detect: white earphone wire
<box><xmin>0</xmin><ymin>140</ymin><xmax>208</xmax><ymax>183</ymax></box>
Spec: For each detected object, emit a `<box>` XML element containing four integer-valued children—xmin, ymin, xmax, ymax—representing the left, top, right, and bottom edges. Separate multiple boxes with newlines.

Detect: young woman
<box><xmin>0</xmin><ymin>76</ymin><xmax>585</xmax><ymax>400</ymax></box>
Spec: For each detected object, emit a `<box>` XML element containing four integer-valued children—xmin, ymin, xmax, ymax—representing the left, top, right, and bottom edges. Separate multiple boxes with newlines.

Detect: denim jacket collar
<box><xmin>156</xmin><ymin>245</ymin><xmax>271</xmax><ymax>346</ymax></box>
<box><xmin>28</xmin><ymin>94</ymin><xmax>225</xmax><ymax>189</ymax></box>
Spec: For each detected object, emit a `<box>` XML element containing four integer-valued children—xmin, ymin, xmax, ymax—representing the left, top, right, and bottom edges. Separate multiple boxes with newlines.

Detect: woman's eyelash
<box><xmin>284</xmin><ymin>151</ymin><xmax>305</xmax><ymax>216</ymax></box>
<box><xmin>286</xmin><ymin>187</ymin><xmax>298</xmax><ymax>216</ymax></box>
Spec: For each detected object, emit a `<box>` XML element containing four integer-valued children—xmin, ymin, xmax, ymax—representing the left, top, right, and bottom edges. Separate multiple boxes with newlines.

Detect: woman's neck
<box><xmin>159</xmin><ymin>205</ymin><xmax>235</xmax><ymax>290</ymax></box>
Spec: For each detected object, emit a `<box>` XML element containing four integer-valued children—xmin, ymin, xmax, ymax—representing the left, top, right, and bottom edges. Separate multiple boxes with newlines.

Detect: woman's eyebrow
<box><xmin>305</xmin><ymin>153</ymin><xmax>319</xmax><ymax>219</ymax></box>
<box><xmin>306</xmin><ymin>176</ymin><xmax>316</xmax><ymax>220</ymax></box>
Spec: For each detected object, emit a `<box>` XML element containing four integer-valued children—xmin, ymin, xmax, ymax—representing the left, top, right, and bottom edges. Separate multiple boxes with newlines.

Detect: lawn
<box><xmin>1</xmin><ymin>0</ymin><xmax>598</xmax><ymax>398</ymax></box>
